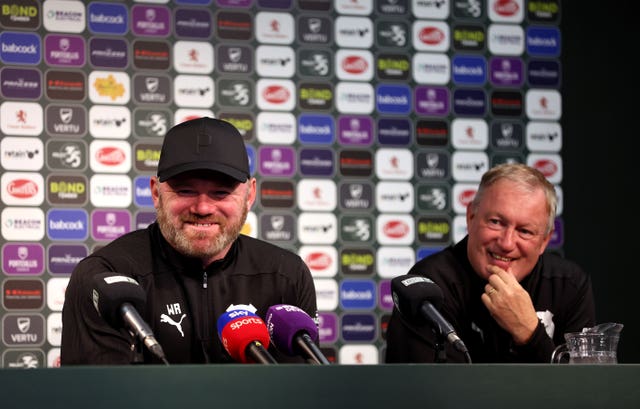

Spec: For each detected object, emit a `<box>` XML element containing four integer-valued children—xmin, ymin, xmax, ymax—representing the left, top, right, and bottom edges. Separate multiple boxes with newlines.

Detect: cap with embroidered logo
<box><xmin>157</xmin><ymin>117</ymin><xmax>250</xmax><ymax>183</ymax></box>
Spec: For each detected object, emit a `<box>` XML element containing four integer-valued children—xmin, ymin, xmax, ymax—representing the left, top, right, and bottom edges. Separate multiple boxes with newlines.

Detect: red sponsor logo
<box><xmin>383</xmin><ymin>220</ymin><xmax>409</xmax><ymax>238</ymax></box>
<box><xmin>419</xmin><ymin>27</ymin><xmax>445</xmax><ymax>45</ymax></box>
<box><xmin>532</xmin><ymin>159</ymin><xmax>557</xmax><ymax>178</ymax></box>
<box><xmin>493</xmin><ymin>0</ymin><xmax>519</xmax><ymax>17</ymax></box>
<box><xmin>305</xmin><ymin>252</ymin><xmax>332</xmax><ymax>270</ymax></box>
<box><xmin>342</xmin><ymin>56</ymin><xmax>368</xmax><ymax>74</ymax></box>
<box><xmin>7</xmin><ymin>179</ymin><xmax>38</xmax><ymax>198</ymax></box>
<box><xmin>262</xmin><ymin>85</ymin><xmax>290</xmax><ymax>104</ymax></box>
<box><xmin>96</xmin><ymin>147</ymin><xmax>126</xmax><ymax>166</ymax></box>
<box><xmin>458</xmin><ymin>189</ymin><xmax>476</xmax><ymax>207</ymax></box>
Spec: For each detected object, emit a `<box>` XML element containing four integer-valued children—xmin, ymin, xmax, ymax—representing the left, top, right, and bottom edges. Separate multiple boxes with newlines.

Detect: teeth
<box><xmin>491</xmin><ymin>252</ymin><xmax>511</xmax><ymax>262</ymax></box>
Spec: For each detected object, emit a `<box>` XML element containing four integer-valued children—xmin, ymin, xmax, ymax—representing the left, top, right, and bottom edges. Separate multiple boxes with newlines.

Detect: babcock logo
<box><xmin>46</xmin><ymin>208</ymin><xmax>88</xmax><ymax>241</ymax></box>
<box><xmin>339</xmin><ymin>279</ymin><xmax>376</xmax><ymax>310</ymax></box>
<box><xmin>0</xmin><ymin>31</ymin><xmax>40</xmax><ymax>65</ymax></box>
<box><xmin>87</xmin><ymin>2</ymin><xmax>128</xmax><ymax>35</ymax></box>
<box><xmin>376</xmin><ymin>84</ymin><xmax>411</xmax><ymax>115</ymax></box>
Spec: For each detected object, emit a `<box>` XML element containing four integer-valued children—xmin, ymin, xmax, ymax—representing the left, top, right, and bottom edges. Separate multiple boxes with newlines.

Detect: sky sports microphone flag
<box><xmin>266</xmin><ymin>304</ymin><xmax>330</xmax><ymax>365</ymax></box>
<box><xmin>216</xmin><ymin>308</ymin><xmax>277</xmax><ymax>364</ymax></box>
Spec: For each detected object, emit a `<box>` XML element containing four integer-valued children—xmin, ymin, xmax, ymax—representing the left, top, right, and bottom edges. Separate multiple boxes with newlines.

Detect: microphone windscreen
<box><xmin>92</xmin><ymin>272</ymin><xmax>146</xmax><ymax>328</ymax></box>
<box><xmin>391</xmin><ymin>274</ymin><xmax>443</xmax><ymax>323</ymax></box>
<box><xmin>266</xmin><ymin>304</ymin><xmax>318</xmax><ymax>355</ymax></box>
<box><xmin>217</xmin><ymin>310</ymin><xmax>270</xmax><ymax>363</ymax></box>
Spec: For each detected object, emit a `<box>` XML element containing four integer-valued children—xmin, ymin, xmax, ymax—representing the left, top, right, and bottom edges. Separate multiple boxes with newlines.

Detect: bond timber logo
<box><xmin>417</xmin><ymin>216</ymin><xmax>451</xmax><ymax>245</ymax></box>
<box><xmin>377</xmin><ymin>53</ymin><xmax>410</xmax><ymax>81</ymax></box>
<box><xmin>0</xmin><ymin>0</ymin><xmax>40</xmax><ymax>30</ymax></box>
<box><xmin>47</xmin><ymin>174</ymin><xmax>88</xmax><ymax>206</ymax></box>
<box><xmin>299</xmin><ymin>82</ymin><xmax>333</xmax><ymax>111</ymax></box>
<box><xmin>452</xmin><ymin>24</ymin><xmax>486</xmax><ymax>52</ymax></box>
<box><xmin>340</xmin><ymin>247</ymin><xmax>374</xmax><ymax>274</ymax></box>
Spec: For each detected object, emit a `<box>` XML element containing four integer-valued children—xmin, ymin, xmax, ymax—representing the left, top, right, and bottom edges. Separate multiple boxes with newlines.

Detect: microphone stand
<box><xmin>434</xmin><ymin>331</ymin><xmax>448</xmax><ymax>363</ymax></box>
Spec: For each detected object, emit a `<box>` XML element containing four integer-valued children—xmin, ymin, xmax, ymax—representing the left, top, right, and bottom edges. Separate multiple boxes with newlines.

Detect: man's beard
<box><xmin>156</xmin><ymin>195</ymin><xmax>248</xmax><ymax>262</ymax></box>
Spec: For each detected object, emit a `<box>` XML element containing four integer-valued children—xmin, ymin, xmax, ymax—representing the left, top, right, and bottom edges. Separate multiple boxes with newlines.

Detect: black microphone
<box><xmin>265</xmin><ymin>304</ymin><xmax>330</xmax><ymax>365</ymax></box>
<box><xmin>391</xmin><ymin>274</ymin><xmax>470</xmax><ymax>360</ymax></box>
<box><xmin>92</xmin><ymin>272</ymin><xmax>168</xmax><ymax>365</ymax></box>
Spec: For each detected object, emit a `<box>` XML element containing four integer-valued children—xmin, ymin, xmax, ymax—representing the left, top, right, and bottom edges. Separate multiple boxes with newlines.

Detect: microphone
<box><xmin>265</xmin><ymin>304</ymin><xmax>330</xmax><ymax>365</ymax></box>
<box><xmin>391</xmin><ymin>274</ymin><xmax>470</xmax><ymax>360</ymax></box>
<box><xmin>216</xmin><ymin>308</ymin><xmax>277</xmax><ymax>364</ymax></box>
<box><xmin>92</xmin><ymin>272</ymin><xmax>168</xmax><ymax>365</ymax></box>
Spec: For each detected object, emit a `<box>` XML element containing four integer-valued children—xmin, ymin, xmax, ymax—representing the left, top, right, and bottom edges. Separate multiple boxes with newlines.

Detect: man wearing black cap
<box><xmin>61</xmin><ymin>117</ymin><xmax>318</xmax><ymax>365</ymax></box>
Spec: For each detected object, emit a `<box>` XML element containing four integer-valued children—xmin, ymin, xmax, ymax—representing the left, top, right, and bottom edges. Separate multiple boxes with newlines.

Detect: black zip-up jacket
<box><xmin>61</xmin><ymin>222</ymin><xmax>318</xmax><ymax>365</ymax></box>
<box><xmin>385</xmin><ymin>236</ymin><xmax>596</xmax><ymax>363</ymax></box>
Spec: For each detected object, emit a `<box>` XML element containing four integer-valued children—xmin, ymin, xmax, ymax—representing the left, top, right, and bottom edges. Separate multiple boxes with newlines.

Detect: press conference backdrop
<box><xmin>0</xmin><ymin>0</ymin><xmax>563</xmax><ymax>368</ymax></box>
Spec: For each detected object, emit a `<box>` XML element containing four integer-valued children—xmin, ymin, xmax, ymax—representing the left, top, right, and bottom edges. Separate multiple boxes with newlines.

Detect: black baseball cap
<box><xmin>157</xmin><ymin>117</ymin><xmax>250</xmax><ymax>183</ymax></box>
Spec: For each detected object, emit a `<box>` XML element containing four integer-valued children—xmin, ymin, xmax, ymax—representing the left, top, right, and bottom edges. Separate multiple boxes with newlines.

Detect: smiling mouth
<box><xmin>489</xmin><ymin>251</ymin><xmax>512</xmax><ymax>262</ymax></box>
